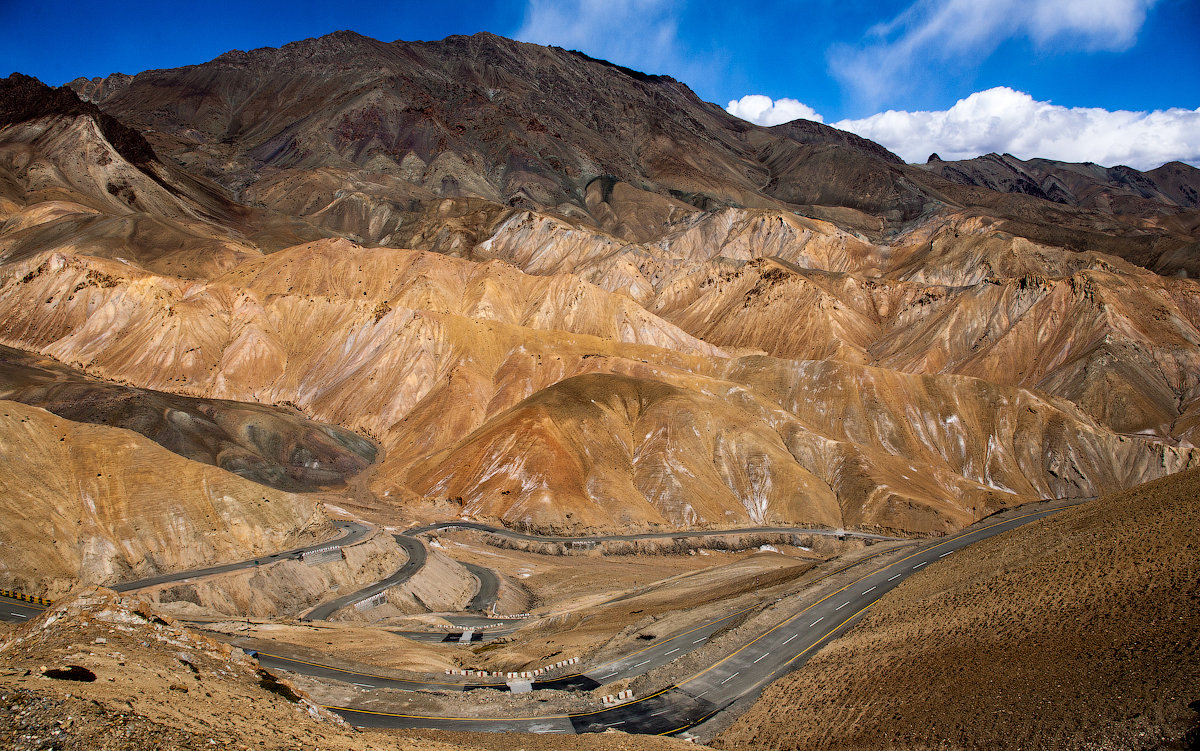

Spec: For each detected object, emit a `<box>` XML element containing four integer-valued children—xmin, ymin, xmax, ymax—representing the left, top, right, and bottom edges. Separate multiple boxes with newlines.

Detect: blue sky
<box><xmin>3</xmin><ymin>0</ymin><xmax>1198</xmax><ymax>168</ymax></box>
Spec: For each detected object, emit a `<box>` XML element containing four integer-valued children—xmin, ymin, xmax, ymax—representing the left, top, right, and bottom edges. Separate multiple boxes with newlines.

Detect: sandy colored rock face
<box><xmin>0</xmin><ymin>400</ymin><xmax>329</xmax><ymax>595</ymax></box>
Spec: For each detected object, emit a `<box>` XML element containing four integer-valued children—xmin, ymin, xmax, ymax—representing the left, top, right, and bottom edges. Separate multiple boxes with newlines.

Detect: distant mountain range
<box><xmin>1</xmin><ymin>31</ymin><xmax>1198</xmax><ymax>559</ymax></box>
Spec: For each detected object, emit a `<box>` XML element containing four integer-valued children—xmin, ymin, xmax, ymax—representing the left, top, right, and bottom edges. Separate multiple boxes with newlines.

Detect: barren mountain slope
<box><xmin>716</xmin><ymin>468</ymin><xmax>1200</xmax><ymax>751</ymax></box>
<box><xmin>468</xmin><ymin>207</ymin><xmax>1200</xmax><ymax>441</ymax></box>
<box><xmin>0</xmin><ymin>34</ymin><xmax>1188</xmax><ymax>543</ymax></box>
<box><xmin>65</xmin><ymin>35</ymin><xmax>1190</xmax><ymax>268</ymax></box>
<box><xmin>0</xmin><ymin>590</ymin><xmax>704</xmax><ymax>750</ymax></box>
<box><xmin>405</xmin><ymin>372</ymin><xmax>843</xmax><ymax>531</ymax></box>
<box><xmin>2</xmin><ymin>234</ymin><xmax>1192</xmax><ymax>534</ymax></box>
<box><xmin>0</xmin><ymin>344</ymin><xmax>376</xmax><ymax>490</ymax></box>
<box><xmin>0</xmin><ymin>400</ymin><xmax>330</xmax><ymax>596</ymax></box>
<box><xmin>70</xmin><ymin>32</ymin><xmax>1199</xmax><ymax>273</ymax></box>
<box><xmin>921</xmin><ymin>151</ymin><xmax>1200</xmax><ymax>216</ymax></box>
<box><xmin>396</xmin><ymin>355</ymin><xmax>1197</xmax><ymax>533</ymax></box>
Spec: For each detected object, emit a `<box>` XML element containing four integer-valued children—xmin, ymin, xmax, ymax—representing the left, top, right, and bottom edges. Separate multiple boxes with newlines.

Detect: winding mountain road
<box><xmin>0</xmin><ymin>502</ymin><xmax>1084</xmax><ymax>738</ymax></box>
<box><xmin>312</xmin><ymin>501</ymin><xmax>1081</xmax><ymax>735</ymax></box>
<box><xmin>460</xmin><ymin>562</ymin><xmax>501</xmax><ymax>612</ymax></box>
<box><xmin>299</xmin><ymin>521</ymin><xmax>898</xmax><ymax>621</ymax></box>
<box><xmin>409</xmin><ymin>521</ymin><xmax>899</xmax><ymax>544</ymax></box>
<box><xmin>302</xmin><ymin>534</ymin><xmax>427</xmax><ymax>621</ymax></box>
<box><xmin>111</xmin><ymin>521</ymin><xmax>371</xmax><ymax>593</ymax></box>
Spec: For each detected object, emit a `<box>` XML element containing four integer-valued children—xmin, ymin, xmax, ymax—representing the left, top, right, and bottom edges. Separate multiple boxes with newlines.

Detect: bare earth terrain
<box><xmin>1</xmin><ymin>28</ymin><xmax>1200</xmax><ymax>749</ymax></box>
<box><xmin>0</xmin><ymin>590</ymin><xmax>704</xmax><ymax>751</ymax></box>
<box><xmin>715</xmin><ymin>468</ymin><xmax>1200</xmax><ymax>751</ymax></box>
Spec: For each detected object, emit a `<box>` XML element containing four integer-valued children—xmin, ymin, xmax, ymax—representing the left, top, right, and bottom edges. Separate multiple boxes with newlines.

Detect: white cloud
<box><xmin>831</xmin><ymin>87</ymin><xmax>1200</xmax><ymax>170</ymax></box>
<box><xmin>726</xmin><ymin>95</ymin><xmax>824</xmax><ymax>126</ymax></box>
<box><xmin>832</xmin><ymin>0</ymin><xmax>1159</xmax><ymax>106</ymax></box>
<box><xmin>515</xmin><ymin>0</ymin><xmax>684</xmax><ymax>78</ymax></box>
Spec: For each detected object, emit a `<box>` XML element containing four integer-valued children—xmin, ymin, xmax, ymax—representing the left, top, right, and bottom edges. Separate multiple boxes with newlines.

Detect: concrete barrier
<box><xmin>353</xmin><ymin>592</ymin><xmax>387</xmax><ymax>611</ymax></box>
<box><xmin>300</xmin><ymin>546</ymin><xmax>344</xmax><ymax>565</ymax></box>
<box><xmin>1</xmin><ymin>588</ymin><xmax>51</xmax><ymax>606</ymax></box>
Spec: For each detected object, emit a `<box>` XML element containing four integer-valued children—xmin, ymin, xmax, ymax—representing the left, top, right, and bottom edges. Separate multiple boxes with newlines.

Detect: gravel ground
<box><xmin>715</xmin><ymin>469</ymin><xmax>1200</xmax><ymax>751</ymax></box>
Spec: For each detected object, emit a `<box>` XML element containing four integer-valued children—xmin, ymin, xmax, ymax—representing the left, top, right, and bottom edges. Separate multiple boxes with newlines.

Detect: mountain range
<box><xmin>2</xmin><ymin>31</ymin><xmax>1200</xmax><ymax>591</ymax></box>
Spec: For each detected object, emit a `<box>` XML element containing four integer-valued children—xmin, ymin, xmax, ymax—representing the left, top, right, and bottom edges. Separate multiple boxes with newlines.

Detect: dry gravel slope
<box><xmin>0</xmin><ymin>590</ymin><xmax>705</xmax><ymax>751</ymax></box>
<box><xmin>716</xmin><ymin>467</ymin><xmax>1200</xmax><ymax>751</ymax></box>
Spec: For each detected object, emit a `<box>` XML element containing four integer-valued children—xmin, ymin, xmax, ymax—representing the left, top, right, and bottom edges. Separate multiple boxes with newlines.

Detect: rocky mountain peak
<box><xmin>0</xmin><ymin>72</ymin><xmax>157</xmax><ymax>166</ymax></box>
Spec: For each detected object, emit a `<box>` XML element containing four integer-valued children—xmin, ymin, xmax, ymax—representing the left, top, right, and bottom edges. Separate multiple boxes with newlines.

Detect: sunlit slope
<box><xmin>0</xmin><ymin>239</ymin><xmax>1193</xmax><ymax>534</ymax></box>
<box><xmin>0</xmin><ymin>400</ymin><xmax>328</xmax><ymax>596</ymax></box>
<box><xmin>717</xmin><ymin>468</ymin><xmax>1200</xmax><ymax>751</ymax></box>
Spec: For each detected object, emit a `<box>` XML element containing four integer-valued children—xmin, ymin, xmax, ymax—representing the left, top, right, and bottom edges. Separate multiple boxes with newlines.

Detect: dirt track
<box><xmin>715</xmin><ymin>468</ymin><xmax>1200</xmax><ymax>751</ymax></box>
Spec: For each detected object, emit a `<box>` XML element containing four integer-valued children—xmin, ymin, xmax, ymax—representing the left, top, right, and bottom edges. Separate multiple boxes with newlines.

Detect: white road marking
<box><xmin>664</xmin><ymin>648</ymin><xmax>679</xmax><ymax>655</ymax></box>
<box><xmin>600</xmin><ymin>672</ymin><xmax>619</xmax><ymax>679</ymax></box>
<box><xmin>693</xmin><ymin>637</ymin><xmax>707</xmax><ymax>644</ymax></box>
<box><xmin>720</xmin><ymin>672</ymin><xmax>740</xmax><ymax>684</ymax></box>
<box><xmin>782</xmin><ymin>634</ymin><xmax>798</xmax><ymax>645</ymax></box>
<box><xmin>810</xmin><ymin>617</ymin><xmax>824</xmax><ymax>627</ymax></box>
<box><xmin>603</xmin><ymin>721</ymin><xmax>625</xmax><ymax>727</ymax></box>
<box><xmin>353</xmin><ymin>683</ymin><xmax>372</xmax><ymax>688</ymax></box>
<box><xmin>887</xmin><ymin>573</ymin><xmax>902</xmax><ymax>581</ymax></box>
<box><xmin>835</xmin><ymin>601</ymin><xmax>850</xmax><ymax>610</ymax></box>
<box><xmin>9</xmin><ymin>613</ymin><xmax>28</xmax><ymax>619</ymax></box>
<box><xmin>696</xmin><ymin>690</ymin><xmax>709</xmax><ymax>698</ymax></box>
<box><xmin>940</xmin><ymin>551</ymin><xmax>954</xmax><ymax>557</ymax></box>
<box><xmin>913</xmin><ymin>562</ymin><xmax>927</xmax><ymax>568</ymax></box>
<box><xmin>753</xmin><ymin>653</ymin><xmax>770</xmax><ymax>663</ymax></box>
<box><xmin>651</xmin><ymin>710</ymin><xmax>669</xmax><ymax>716</ymax></box>
<box><xmin>633</xmin><ymin>660</ymin><xmax>651</xmax><ymax>668</ymax></box>
<box><xmin>862</xmin><ymin>587</ymin><xmax>876</xmax><ymax>595</ymax></box>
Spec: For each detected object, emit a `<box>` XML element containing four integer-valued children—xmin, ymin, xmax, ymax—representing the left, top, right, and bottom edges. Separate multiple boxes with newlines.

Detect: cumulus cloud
<box><xmin>515</xmin><ymin>0</ymin><xmax>685</xmax><ymax>78</ymax></box>
<box><xmin>832</xmin><ymin>87</ymin><xmax>1200</xmax><ymax>170</ymax></box>
<box><xmin>832</xmin><ymin>0</ymin><xmax>1159</xmax><ymax>106</ymax></box>
<box><xmin>726</xmin><ymin>95</ymin><xmax>824</xmax><ymax>126</ymax></box>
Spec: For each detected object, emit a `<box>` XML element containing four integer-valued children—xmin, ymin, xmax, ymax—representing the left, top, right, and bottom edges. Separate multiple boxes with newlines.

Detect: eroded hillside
<box><xmin>0</xmin><ymin>400</ymin><xmax>330</xmax><ymax>595</ymax></box>
<box><xmin>0</xmin><ymin>33</ymin><xmax>1196</xmax><ymax>545</ymax></box>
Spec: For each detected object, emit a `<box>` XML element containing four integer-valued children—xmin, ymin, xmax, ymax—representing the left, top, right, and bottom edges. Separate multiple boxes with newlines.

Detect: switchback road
<box><xmin>302</xmin><ymin>534</ymin><xmax>426</xmax><ymax>621</ymax></box>
<box><xmin>317</xmin><ymin>501</ymin><xmax>1080</xmax><ymax>735</ymax></box>
<box><xmin>113</xmin><ymin>521</ymin><xmax>371</xmax><ymax>592</ymax></box>
<box><xmin>299</xmin><ymin>521</ymin><xmax>899</xmax><ymax>621</ymax></box>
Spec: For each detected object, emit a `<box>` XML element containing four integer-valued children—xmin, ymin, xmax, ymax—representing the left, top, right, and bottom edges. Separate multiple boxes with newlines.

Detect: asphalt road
<box><xmin>113</xmin><ymin>521</ymin><xmax>371</xmax><ymax>593</ymax></box>
<box><xmin>295</xmin><ymin>520</ymin><xmax>899</xmax><ymax>622</ymax></box>
<box><xmin>301</xmin><ymin>534</ymin><xmax>427</xmax><ymax>621</ymax></box>
<box><xmin>409</xmin><ymin>521</ymin><xmax>899</xmax><ymax>544</ymax></box>
<box><xmin>0</xmin><ymin>501</ymin><xmax>1082</xmax><ymax>735</ymax></box>
<box><xmin>460</xmin><ymin>562</ymin><xmax>500</xmax><ymax>612</ymax></box>
<box><xmin>0</xmin><ymin>594</ymin><xmax>44</xmax><ymax>623</ymax></box>
<box><xmin>321</xmin><ymin>501</ymin><xmax>1081</xmax><ymax>734</ymax></box>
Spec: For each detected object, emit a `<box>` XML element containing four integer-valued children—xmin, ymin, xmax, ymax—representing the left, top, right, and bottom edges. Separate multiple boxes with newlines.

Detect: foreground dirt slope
<box><xmin>0</xmin><ymin>591</ymin><xmax>703</xmax><ymax>751</ymax></box>
<box><xmin>716</xmin><ymin>468</ymin><xmax>1200</xmax><ymax>750</ymax></box>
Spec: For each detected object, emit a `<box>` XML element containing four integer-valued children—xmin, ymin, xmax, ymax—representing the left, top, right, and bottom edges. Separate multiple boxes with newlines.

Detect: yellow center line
<box><xmin>257</xmin><ymin>651</ymin><xmax>467</xmax><ymax>687</ymax></box>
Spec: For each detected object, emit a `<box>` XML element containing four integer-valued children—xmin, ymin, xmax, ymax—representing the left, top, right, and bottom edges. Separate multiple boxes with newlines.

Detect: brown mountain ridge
<box><xmin>0</xmin><ymin>32</ymin><xmax>1195</xmax><ymax>575</ymax></box>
